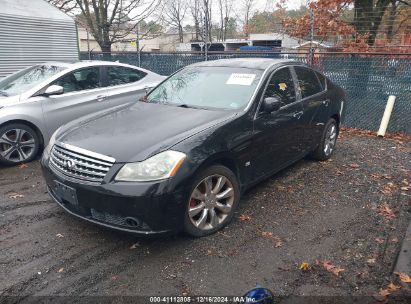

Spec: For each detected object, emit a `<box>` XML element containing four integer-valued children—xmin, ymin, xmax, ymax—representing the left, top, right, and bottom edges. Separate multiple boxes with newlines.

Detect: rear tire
<box><xmin>183</xmin><ymin>165</ymin><xmax>240</xmax><ymax>237</ymax></box>
<box><xmin>310</xmin><ymin>118</ymin><xmax>338</xmax><ymax>161</ymax></box>
<box><xmin>0</xmin><ymin>123</ymin><xmax>40</xmax><ymax>166</ymax></box>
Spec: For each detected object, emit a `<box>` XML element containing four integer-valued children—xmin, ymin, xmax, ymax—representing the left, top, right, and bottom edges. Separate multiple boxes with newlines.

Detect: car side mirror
<box><xmin>262</xmin><ymin>97</ymin><xmax>282</xmax><ymax>113</ymax></box>
<box><xmin>44</xmin><ymin>85</ymin><xmax>64</xmax><ymax>96</ymax></box>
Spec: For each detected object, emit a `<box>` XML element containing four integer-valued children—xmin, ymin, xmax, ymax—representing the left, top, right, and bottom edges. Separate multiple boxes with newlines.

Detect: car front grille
<box><xmin>49</xmin><ymin>143</ymin><xmax>115</xmax><ymax>184</ymax></box>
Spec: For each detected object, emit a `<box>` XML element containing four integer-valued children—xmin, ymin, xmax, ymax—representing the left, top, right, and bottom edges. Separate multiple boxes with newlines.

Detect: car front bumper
<box><xmin>41</xmin><ymin>152</ymin><xmax>188</xmax><ymax>235</ymax></box>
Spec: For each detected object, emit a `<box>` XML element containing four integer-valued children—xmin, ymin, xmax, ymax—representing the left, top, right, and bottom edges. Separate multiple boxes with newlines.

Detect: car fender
<box><xmin>0</xmin><ymin>106</ymin><xmax>48</xmax><ymax>143</ymax></box>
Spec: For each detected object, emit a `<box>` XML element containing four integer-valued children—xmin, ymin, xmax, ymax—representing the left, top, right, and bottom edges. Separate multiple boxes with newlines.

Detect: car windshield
<box><xmin>146</xmin><ymin>66</ymin><xmax>263</xmax><ymax>110</ymax></box>
<box><xmin>0</xmin><ymin>64</ymin><xmax>67</xmax><ymax>97</ymax></box>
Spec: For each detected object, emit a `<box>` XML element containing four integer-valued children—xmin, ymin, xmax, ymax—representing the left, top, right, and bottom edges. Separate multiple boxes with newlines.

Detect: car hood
<box><xmin>58</xmin><ymin>102</ymin><xmax>237</xmax><ymax>163</ymax></box>
<box><xmin>0</xmin><ymin>95</ymin><xmax>20</xmax><ymax>106</ymax></box>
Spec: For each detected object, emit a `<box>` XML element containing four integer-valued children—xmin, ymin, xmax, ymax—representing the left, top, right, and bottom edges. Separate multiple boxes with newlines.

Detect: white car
<box><xmin>0</xmin><ymin>61</ymin><xmax>165</xmax><ymax>165</ymax></box>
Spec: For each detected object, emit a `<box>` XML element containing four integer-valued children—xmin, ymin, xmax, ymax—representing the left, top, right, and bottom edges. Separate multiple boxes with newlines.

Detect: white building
<box><xmin>0</xmin><ymin>0</ymin><xmax>78</xmax><ymax>78</ymax></box>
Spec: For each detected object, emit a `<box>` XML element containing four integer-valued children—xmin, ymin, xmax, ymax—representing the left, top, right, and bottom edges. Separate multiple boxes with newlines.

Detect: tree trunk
<box><xmin>178</xmin><ymin>24</ymin><xmax>184</xmax><ymax>43</ymax></box>
<box><xmin>386</xmin><ymin>0</ymin><xmax>397</xmax><ymax>43</ymax></box>
<box><xmin>354</xmin><ymin>0</ymin><xmax>391</xmax><ymax>46</ymax></box>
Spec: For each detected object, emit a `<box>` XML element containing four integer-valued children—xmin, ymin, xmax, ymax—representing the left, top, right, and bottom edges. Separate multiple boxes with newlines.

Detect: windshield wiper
<box><xmin>0</xmin><ymin>91</ymin><xmax>8</xmax><ymax>97</ymax></box>
<box><xmin>177</xmin><ymin>104</ymin><xmax>208</xmax><ymax>110</ymax></box>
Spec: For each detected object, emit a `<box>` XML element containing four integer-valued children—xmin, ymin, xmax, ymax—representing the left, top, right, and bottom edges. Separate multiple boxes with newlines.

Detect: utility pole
<box><xmin>136</xmin><ymin>22</ymin><xmax>141</xmax><ymax>67</ymax></box>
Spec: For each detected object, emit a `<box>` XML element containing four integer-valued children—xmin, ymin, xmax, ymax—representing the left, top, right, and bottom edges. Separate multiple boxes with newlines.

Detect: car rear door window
<box><xmin>52</xmin><ymin>67</ymin><xmax>101</xmax><ymax>93</ymax></box>
<box><xmin>108</xmin><ymin>67</ymin><xmax>147</xmax><ymax>86</ymax></box>
<box><xmin>294</xmin><ymin>66</ymin><xmax>323</xmax><ymax>99</ymax></box>
<box><xmin>263</xmin><ymin>67</ymin><xmax>296</xmax><ymax>106</ymax></box>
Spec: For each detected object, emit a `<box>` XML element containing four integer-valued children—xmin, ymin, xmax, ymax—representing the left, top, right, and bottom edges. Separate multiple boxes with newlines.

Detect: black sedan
<box><xmin>41</xmin><ymin>58</ymin><xmax>346</xmax><ymax>237</ymax></box>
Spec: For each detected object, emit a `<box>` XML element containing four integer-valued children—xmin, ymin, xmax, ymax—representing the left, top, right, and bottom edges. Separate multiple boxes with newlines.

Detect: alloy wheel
<box><xmin>188</xmin><ymin>174</ymin><xmax>235</xmax><ymax>231</ymax></box>
<box><xmin>0</xmin><ymin>128</ymin><xmax>36</xmax><ymax>163</ymax></box>
<box><xmin>324</xmin><ymin>123</ymin><xmax>337</xmax><ymax>156</ymax></box>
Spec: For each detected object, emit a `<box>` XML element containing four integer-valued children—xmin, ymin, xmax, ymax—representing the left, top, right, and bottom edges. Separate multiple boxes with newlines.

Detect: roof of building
<box><xmin>293</xmin><ymin>41</ymin><xmax>333</xmax><ymax>48</ymax></box>
<box><xmin>2</xmin><ymin>0</ymin><xmax>73</xmax><ymax>21</ymax></box>
<box><xmin>191</xmin><ymin>58</ymin><xmax>299</xmax><ymax>70</ymax></box>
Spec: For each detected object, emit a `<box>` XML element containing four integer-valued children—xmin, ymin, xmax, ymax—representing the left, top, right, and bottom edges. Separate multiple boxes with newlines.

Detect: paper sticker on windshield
<box><xmin>226</xmin><ymin>73</ymin><xmax>256</xmax><ymax>86</ymax></box>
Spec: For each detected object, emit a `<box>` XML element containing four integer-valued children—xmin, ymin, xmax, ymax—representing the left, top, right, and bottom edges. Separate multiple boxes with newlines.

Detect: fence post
<box><xmin>307</xmin><ymin>0</ymin><xmax>315</xmax><ymax>66</ymax></box>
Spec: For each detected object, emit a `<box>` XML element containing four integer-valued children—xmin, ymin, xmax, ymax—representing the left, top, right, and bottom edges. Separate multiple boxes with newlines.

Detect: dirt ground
<box><xmin>0</xmin><ymin>131</ymin><xmax>410</xmax><ymax>302</ymax></box>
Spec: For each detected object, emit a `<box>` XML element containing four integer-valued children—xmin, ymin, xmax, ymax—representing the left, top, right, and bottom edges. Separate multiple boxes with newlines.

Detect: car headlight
<box><xmin>45</xmin><ymin>127</ymin><xmax>61</xmax><ymax>155</ymax></box>
<box><xmin>115</xmin><ymin>150</ymin><xmax>186</xmax><ymax>182</ymax></box>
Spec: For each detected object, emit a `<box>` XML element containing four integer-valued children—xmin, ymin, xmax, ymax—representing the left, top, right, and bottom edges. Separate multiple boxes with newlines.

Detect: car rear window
<box><xmin>294</xmin><ymin>66</ymin><xmax>323</xmax><ymax>98</ymax></box>
<box><xmin>108</xmin><ymin>66</ymin><xmax>147</xmax><ymax>86</ymax></box>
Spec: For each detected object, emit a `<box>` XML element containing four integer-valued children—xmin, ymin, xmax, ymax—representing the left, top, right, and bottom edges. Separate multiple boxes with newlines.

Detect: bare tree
<box><xmin>164</xmin><ymin>0</ymin><xmax>188</xmax><ymax>43</ymax></box>
<box><xmin>242</xmin><ymin>0</ymin><xmax>254</xmax><ymax>37</ymax></box>
<box><xmin>189</xmin><ymin>0</ymin><xmax>202</xmax><ymax>41</ymax></box>
<box><xmin>202</xmin><ymin>0</ymin><xmax>213</xmax><ymax>42</ymax></box>
<box><xmin>48</xmin><ymin>0</ymin><xmax>161</xmax><ymax>53</ymax></box>
<box><xmin>217</xmin><ymin>0</ymin><xmax>233</xmax><ymax>41</ymax></box>
<box><xmin>47</xmin><ymin>0</ymin><xmax>78</xmax><ymax>13</ymax></box>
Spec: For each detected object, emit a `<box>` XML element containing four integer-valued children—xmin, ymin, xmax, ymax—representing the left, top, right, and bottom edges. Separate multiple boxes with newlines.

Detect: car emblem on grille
<box><xmin>63</xmin><ymin>159</ymin><xmax>76</xmax><ymax>170</ymax></box>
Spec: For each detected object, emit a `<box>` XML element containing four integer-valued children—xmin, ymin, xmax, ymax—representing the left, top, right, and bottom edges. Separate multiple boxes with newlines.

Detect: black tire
<box><xmin>310</xmin><ymin>118</ymin><xmax>338</xmax><ymax>161</ymax></box>
<box><xmin>0</xmin><ymin>123</ymin><xmax>40</xmax><ymax>166</ymax></box>
<box><xmin>183</xmin><ymin>165</ymin><xmax>240</xmax><ymax>237</ymax></box>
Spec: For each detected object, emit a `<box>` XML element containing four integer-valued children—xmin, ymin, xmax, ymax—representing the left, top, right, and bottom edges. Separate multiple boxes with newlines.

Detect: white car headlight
<box><xmin>45</xmin><ymin>127</ymin><xmax>61</xmax><ymax>155</ymax></box>
<box><xmin>115</xmin><ymin>150</ymin><xmax>186</xmax><ymax>182</ymax></box>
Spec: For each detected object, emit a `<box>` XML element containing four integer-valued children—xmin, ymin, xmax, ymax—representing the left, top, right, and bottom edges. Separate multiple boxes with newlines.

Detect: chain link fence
<box><xmin>80</xmin><ymin>51</ymin><xmax>411</xmax><ymax>134</ymax></box>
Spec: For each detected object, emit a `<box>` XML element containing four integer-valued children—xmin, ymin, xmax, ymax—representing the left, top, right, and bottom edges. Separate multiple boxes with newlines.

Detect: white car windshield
<box><xmin>147</xmin><ymin>66</ymin><xmax>263</xmax><ymax>110</ymax></box>
<box><xmin>0</xmin><ymin>65</ymin><xmax>67</xmax><ymax>97</ymax></box>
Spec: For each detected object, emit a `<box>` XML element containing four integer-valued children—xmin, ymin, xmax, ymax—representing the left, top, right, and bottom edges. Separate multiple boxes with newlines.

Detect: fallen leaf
<box><xmin>239</xmin><ymin>214</ymin><xmax>251</xmax><ymax>221</ymax></box>
<box><xmin>299</xmin><ymin>262</ymin><xmax>311</xmax><ymax>271</ymax></box>
<box><xmin>261</xmin><ymin>231</ymin><xmax>273</xmax><ymax>237</ymax></box>
<box><xmin>375</xmin><ymin>237</ymin><xmax>385</xmax><ymax>244</ymax></box>
<box><xmin>18</xmin><ymin>164</ymin><xmax>28</xmax><ymax>169</ymax></box>
<box><xmin>378</xmin><ymin>288</ymin><xmax>391</xmax><ymax>298</ymax></box>
<box><xmin>378</xmin><ymin>203</ymin><xmax>396</xmax><ymax>221</ymax></box>
<box><xmin>380</xmin><ymin>183</ymin><xmax>398</xmax><ymax>195</ymax></box>
<box><xmin>391</xmin><ymin>237</ymin><xmax>398</xmax><ymax>243</ymax></box>
<box><xmin>387</xmin><ymin>282</ymin><xmax>401</xmax><ymax>292</ymax></box>
<box><xmin>58</xmin><ymin>267</ymin><xmax>64</xmax><ymax>273</ymax></box>
<box><xmin>394</xmin><ymin>272</ymin><xmax>411</xmax><ymax>283</ymax></box>
<box><xmin>349</xmin><ymin>163</ymin><xmax>360</xmax><ymax>168</ymax></box>
<box><xmin>277</xmin><ymin>185</ymin><xmax>286</xmax><ymax>191</ymax></box>
<box><xmin>9</xmin><ymin>193</ymin><xmax>24</xmax><ymax>199</ymax></box>
<box><xmin>260</xmin><ymin>231</ymin><xmax>283</xmax><ymax>247</ymax></box>
<box><xmin>129</xmin><ymin>242</ymin><xmax>140</xmax><ymax>250</ymax></box>
<box><xmin>367</xmin><ymin>258</ymin><xmax>376</xmax><ymax>264</ymax></box>
<box><xmin>316</xmin><ymin>260</ymin><xmax>345</xmax><ymax>277</ymax></box>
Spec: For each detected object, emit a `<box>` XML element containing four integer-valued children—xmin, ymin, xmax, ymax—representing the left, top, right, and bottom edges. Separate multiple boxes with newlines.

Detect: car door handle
<box><xmin>322</xmin><ymin>99</ymin><xmax>330</xmax><ymax>106</ymax></box>
<box><xmin>293</xmin><ymin>111</ymin><xmax>303</xmax><ymax>119</ymax></box>
<box><xmin>96</xmin><ymin>95</ymin><xmax>107</xmax><ymax>102</ymax></box>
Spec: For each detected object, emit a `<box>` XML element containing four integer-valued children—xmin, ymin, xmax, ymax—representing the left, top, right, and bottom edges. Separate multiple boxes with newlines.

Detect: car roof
<box><xmin>40</xmin><ymin>60</ymin><xmax>155</xmax><ymax>74</ymax></box>
<box><xmin>190</xmin><ymin>58</ymin><xmax>301</xmax><ymax>70</ymax></box>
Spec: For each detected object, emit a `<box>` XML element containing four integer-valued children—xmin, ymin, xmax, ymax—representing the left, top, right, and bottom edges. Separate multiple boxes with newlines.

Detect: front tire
<box><xmin>310</xmin><ymin>118</ymin><xmax>338</xmax><ymax>161</ymax></box>
<box><xmin>0</xmin><ymin>123</ymin><xmax>40</xmax><ymax>165</ymax></box>
<box><xmin>183</xmin><ymin>165</ymin><xmax>240</xmax><ymax>237</ymax></box>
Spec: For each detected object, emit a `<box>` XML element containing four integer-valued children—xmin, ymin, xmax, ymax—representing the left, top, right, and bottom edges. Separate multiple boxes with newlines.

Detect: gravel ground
<box><xmin>0</xmin><ymin>131</ymin><xmax>410</xmax><ymax>301</ymax></box>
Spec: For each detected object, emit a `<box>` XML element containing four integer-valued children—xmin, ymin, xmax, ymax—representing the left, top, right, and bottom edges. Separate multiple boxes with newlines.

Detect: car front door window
<box><xmin>263</xmin><ymin>67</ymin><xmax>296</xmax><ymax>107</ymax></box>
<box><xmin>52</xmin><ymin>67</ymin><xmax>101</xmax><ymax>94</ymax></box>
